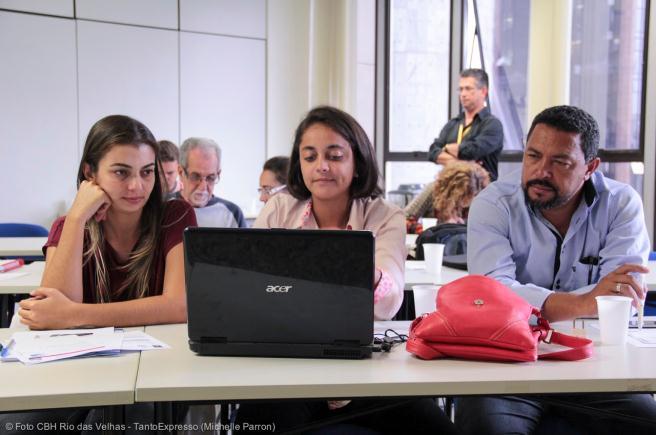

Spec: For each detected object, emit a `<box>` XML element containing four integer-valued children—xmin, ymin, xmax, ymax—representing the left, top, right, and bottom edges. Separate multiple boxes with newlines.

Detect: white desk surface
<box><xmin>0</xmin><ymin>237</ymin><xmax>47</xmax><ymax>257</ymax></box>
<box><xmin>0</xmin><ymin>328</ymin><xmax>142</xmax><ymax>412</ymax></box>
<box><xmin>404</xmin><ymin>261</ymin><xmax>468</xmax><ymax>289</ymax></box>
<box><xmin>0</xmin><ymin>261</ymin><xmax>45</xmax><ymax>294</ymax></box>
<box><xmin>136</xmin><ymin>323</ymin><xmax>656</xmax><ymax>403</ymax></box>
<box><xmin>405</xmin><ymin>261</ymin><xmax>656</xmax><ymax>291</ymax></box>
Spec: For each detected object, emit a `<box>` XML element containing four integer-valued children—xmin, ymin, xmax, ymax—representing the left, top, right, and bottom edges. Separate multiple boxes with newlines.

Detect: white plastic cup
<box><xmin>422</xmin><ymin>217</ymin><xmax>438</xmax><ymax>229</ymax></box>
<box><xmin>412</xmin><ymin>285</ymin><xmax>439</xmax><ymax>315</ymax></box>
<box><xmin>423</xmin><ymin>243</ymin><xmax>445</xmax><ymax>277</ymax></box>
<box><xmin>596</xmin><ymin>296</ymin><xmax>632</xmax><ymax>345</ymax></box>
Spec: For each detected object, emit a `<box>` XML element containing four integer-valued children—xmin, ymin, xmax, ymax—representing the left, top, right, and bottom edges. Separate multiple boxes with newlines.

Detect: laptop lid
<box><xmin>184</xmin><ymin>228</ymin><xmax>375</xmax><ymax>350</ymax></box>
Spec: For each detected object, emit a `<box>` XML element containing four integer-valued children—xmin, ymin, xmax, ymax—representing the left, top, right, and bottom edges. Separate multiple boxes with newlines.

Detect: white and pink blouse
<box><xmin>254</xmin><ymin>193</ymin><xmax>406</xmax><ymax>320</ymax></box>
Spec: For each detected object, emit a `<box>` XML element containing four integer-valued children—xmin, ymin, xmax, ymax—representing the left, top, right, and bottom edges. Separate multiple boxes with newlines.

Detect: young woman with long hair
<box><xmin>18</xmin><ymin>114</ymin><xmax>196</xmax><ymax>329</ymax></box>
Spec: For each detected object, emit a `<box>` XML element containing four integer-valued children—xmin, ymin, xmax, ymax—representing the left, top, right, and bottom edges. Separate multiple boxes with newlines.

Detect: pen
<box><xmin>1</xmin><ymin>339</ymin><xmax>14</xmax><ymax>357</ymax></box>
<box><xmin>49</xmin><ymin>332</ymin><xmax>93</xmax><ymax>337</ymax></box>
<box><xmin>0</xmin><ymin>259</ymin><xmax>24</xmax><ymax>273</ymax></box>
<box><xmin>638</xmin><ymin>272</ymin><xmax>646</xmax><ymax>330</ymax></box>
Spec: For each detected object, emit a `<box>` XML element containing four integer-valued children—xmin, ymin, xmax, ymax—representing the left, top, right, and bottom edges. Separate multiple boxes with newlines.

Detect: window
<box><xmin>570</xmin><ymin>0</ymin><xmax>647</xmax><ymax>193</ymax></box>
<box><xmin>384</xmin><ymin>0</ymin><xmax>452</xmax><ymax>192</ymax></box>
<box><xmin>467</xmin><ymin>0</ymin><xmax>647</xmax><ymax>190</ymax></box>
<box><xmin>570</xmin><ymin>0</ymin><xmax>646</xmax><ymax>152</ymax></box>
<box><xmin>381</xmin><ymin>0</ymin><xmax>648</xmax><ymax>200</ymax></box>
<box><xmin>465</xmin><ymin>0</ymin><xmax>530</xmax><ymax>153</ymax></box>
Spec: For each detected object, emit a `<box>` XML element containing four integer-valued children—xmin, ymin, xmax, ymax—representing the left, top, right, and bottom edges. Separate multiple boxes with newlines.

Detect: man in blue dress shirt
<box><xmin>458</xmin><ymin>105</ymin><xmax>656</xmax><ymax>434</ymax></box>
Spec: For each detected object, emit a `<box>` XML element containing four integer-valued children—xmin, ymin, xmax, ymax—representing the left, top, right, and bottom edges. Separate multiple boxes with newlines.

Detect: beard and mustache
<box><xmin>523</xmin><ymin>179</ymin><xmax>569</xmax><ymax>210</ymax></box>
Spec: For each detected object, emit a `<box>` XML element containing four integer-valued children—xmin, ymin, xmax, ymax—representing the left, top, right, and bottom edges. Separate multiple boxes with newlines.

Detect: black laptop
<box><xmin>183</xmin><ymin>227</ymin><xmax>375</xmax><ymax>359</ymax></box>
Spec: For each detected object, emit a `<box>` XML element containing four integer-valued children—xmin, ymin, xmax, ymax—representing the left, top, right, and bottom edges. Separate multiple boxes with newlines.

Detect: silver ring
<box><xmin>613</xmin><ymin>283</ymin><xmax>622</xmax><ymax>294</ymax></box>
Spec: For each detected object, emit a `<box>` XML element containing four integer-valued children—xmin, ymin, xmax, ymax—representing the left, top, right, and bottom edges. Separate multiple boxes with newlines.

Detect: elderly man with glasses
<box><xmin>171</xmin><ymin>137</ymin><xmax>246</xmax><ymax>228</ymax></box>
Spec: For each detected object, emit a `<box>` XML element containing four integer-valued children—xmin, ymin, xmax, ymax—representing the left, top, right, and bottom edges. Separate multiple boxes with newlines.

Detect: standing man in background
<box><xmin>428</xmin><ymin>68</ymin><xmax>503</xmax><ymax>181</ymax></box>
<box><xmin>173</xmin><ymin>137</ymin><xmax>246</xmax><ymax>228</ymax></box>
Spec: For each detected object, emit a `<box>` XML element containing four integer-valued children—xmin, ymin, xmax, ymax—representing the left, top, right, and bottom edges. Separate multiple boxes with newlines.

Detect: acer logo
<box><xmin>266</xmin><ymin>285</ymin><xmax>292</xmax><ymax>293</ymax></box>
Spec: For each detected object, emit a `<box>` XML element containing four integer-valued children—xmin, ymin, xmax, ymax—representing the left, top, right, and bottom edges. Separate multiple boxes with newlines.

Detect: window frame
<box><xmin>377</xmin><ymin>0</ymin><xmax>654</xmax><ymax>245</ymax></box>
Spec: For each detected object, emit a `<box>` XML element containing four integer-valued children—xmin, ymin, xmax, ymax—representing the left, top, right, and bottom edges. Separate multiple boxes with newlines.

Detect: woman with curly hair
<box><xmin>414</xmin><ymin>161</ymin><xmax>489</xmax><ymax>263</ymax></box>
<box><xmin>433</xmin><ymin>161</ymin><xmax>490</xmax><ymax>223</ymax></box>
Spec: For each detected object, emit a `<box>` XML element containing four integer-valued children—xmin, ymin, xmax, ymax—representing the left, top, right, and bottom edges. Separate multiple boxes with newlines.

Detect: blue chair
<box><xmin>0</xmin><ymin>222</ymin><xmax>48</xmax><ymax>237</ymax></box>
<box><xmin>645</xmin><ymin>253</ymin><xmax>655</xmax><ymax>316</ymax></box>
<box><xmin>645</xmin><ymin>289</ymin><xmax>656</xmax><ymax>316</ymax></box>
<box><xmin>0</xmin><ymin>222</ymin><xmax>48</xmax><ymax>263</ymax></box>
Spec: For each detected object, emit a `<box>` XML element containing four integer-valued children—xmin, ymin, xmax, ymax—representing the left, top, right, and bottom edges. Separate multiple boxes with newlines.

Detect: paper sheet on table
<box><xmin>1</xmin><ymin>328</ymin><xmax>170</xmax><ymax>364</ymax></box>
<box><xmin>6</xmin><ymin>327</ymin><xmax>119</xmax><ymax>364</ymax></box>
<box><xmin>0</xmin><ymin>272</ymin><xmax>28</xmax><ymax>282</ymax></box>
<box><xmin>120</xmin><ymin>331</ymin><xmax>170</xmax><ymax>351</ymax></box>
<box><xmin>627</xmin><ymin>329</ymin><xmax>656</xmax><ymax>347</ymax></box>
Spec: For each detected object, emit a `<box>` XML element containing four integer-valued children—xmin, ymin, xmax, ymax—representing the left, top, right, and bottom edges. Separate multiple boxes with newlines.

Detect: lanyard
<box><xmin>456</xmin><ymin>122</ymin><xmax>472</xmax><ymax>145</ymax></box>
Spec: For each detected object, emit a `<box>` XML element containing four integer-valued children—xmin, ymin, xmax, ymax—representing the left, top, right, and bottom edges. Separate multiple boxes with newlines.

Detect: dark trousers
<box><xmin>455</xmin><ymin>394</ymin><xmax>656</xmax><ymax>435</ymax></box>
<box><xmin>236</xmin><ymin>398</ymin><xmax>457</xmax><ymax>434</ymax></box>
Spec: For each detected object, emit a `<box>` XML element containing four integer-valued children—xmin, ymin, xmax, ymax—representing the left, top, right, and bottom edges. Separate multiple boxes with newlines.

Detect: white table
<box><xmin>0</xmin><ymin>328</ymin><xmax>142</xmax><ymax>412</ymax></box>
<box><xmin>0</xmin><ymin>261</ymin><xmax>45</xmax><ymax>294</ymax></box>
<box><xmin>0</xmin><ymin>261</ymin><xmax>45</xmax><ymax>327</ymax></box>
<box><xmin>405</xmin><ymin>261</ymin><xmax>656</xmax><ymax>291</ymax></box>
<box><xmin>404</xmin><ymin>261</ymin><xmax>468</xmax><ymax>290</ymax></box>
<box><xmin>135</xmin><ymin>323</ymin><xmax>656</xmax><ymax>404</ymax></box>
<box><xmin>0</xmin><ymin>237</ymin><xmax>47</xmax><ymax>257</ymax></box>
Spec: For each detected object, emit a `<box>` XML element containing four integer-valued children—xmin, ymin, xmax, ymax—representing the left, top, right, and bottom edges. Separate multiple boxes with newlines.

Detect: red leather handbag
<box><xmin>406</xmin><ymin>275</ymin><xmax>593</xmax><ymax>362</ymax></box>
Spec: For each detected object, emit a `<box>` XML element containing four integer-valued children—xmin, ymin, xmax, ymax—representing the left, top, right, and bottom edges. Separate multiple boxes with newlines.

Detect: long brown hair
<box><xmin>77</xmin><ymin>115</ymin><xmax>164</xmax><ymax>302</ymax></box>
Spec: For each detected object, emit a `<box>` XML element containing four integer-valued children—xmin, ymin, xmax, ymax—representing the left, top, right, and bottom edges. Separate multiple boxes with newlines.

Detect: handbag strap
<box><xmin>537</xmin><ymin>329</ymin><xmax>594</xmax><ymax>361</ymax></box>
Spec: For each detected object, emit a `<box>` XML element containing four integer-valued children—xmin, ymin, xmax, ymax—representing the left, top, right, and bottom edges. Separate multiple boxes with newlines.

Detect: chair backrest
<box><xmin>415</xmin><ymin>223</ymin><xmax>467</xmax><ymax>261</ymax></box>
<box><xmin>0</xmin><ymin>223</ymin><xmax>49</xmax><ymax>237</ymax></box>
<box><xmin>645</xmin><ymin>291</ymin><xmax>656</xmax><ymax>316</ymax></box>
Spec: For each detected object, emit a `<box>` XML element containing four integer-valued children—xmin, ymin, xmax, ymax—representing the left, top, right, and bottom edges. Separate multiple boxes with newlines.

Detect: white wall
<box><xmin>77</xmin><ymin>21</ymin><xmax>180</xmax><ymax>149</ymax></box>
<box><xmin>266</xmin><ymin>0</ymin><xmax>376</xmax><ymax>157</ymax></box>
<box><xmin>355</xmin><ymin>0</ymin><xmax>376</xmax><ymax>142</ymax></box>
<box><xmin>0</xmin><ymin>0</ymin><xmax>73</xmax><ymax>17</ymax></box>
<box><xmin>76</xmin><ymin>0</ymin><xmax>178</xmax><ymax>29</ymax></box>
<box><xmin>0</xmin><ymin>1</ymin><xmax>268</xmax><ymax>227</ymax></box>
<box><xmin>0</xmin><ymin>1</ymin><xmax>372</xmax><ymax>227</ymax></box>
<box><xmin>0</xmin><ymin>11</ymin><xmax>78</xmax><ymax>228</ymax></box>
<box><xmin>180</xmin><ymin>32</ymin><xmax>265</xmax><ymax>215</ymax></box>
<box><xmin>180</xmin><ymin>0</ymin><xmax>266</xmax><ymax>38</ymax></box>
<box><xmin>266</xmin><ymin>0</ymin><xmax>311</xmax><ymax>158</ymax></box>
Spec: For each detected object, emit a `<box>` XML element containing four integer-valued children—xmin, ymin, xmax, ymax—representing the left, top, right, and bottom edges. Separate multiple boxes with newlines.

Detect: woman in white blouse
<box><xmin>255</xmin><ymin>106</ymin><xmax>406</xmax><ymax>321</ymax></box>
<box><xmin>240</xmin><ymin>106</ymin><xmax>456</xmax><ymax>435</ymax></box>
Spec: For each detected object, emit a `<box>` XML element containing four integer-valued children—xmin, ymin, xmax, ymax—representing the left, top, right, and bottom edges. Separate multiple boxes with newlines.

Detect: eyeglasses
<box><xmin>183</xmin><ymin>168</ymin><xmax>219</xmax><ymax>185</ymax></box>
<box><xmin>257</xmin><ymin>184</ymin><xmax>286</xmax><ymax>196</ymax></box>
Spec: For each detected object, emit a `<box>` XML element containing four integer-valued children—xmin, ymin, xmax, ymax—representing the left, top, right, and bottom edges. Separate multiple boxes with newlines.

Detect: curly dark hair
<box><xmin>527</xmin><ymin>105</ymin><xmax>600</xmax><ymax>162</ymax></box>
<box><xmin>287</xmin><ymin>106</ymin><xmax>382</xmax><ymax>200</ymax></box>
<box><xmin>433</xmin><ymin>161</ymin><xmax>490</xmax><ymax>222</ymax></box>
